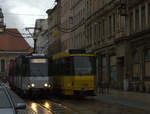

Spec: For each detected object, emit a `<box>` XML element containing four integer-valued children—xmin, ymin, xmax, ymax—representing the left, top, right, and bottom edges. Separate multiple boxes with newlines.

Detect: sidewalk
<box><xmin>91</xmin><ymin>89</ymin><xmax>150</xmax><ymax>112</ymax></box>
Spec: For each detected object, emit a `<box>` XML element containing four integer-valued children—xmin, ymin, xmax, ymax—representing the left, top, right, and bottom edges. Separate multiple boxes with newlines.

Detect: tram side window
<box><xmin>61</xmin><ymin>59</ymin><xmax>65</xmax><ymax>75</ymax></box>
<box><xmin>58</xmin><ymin>59</ymin><xmax>62</xmax><ymax>75</ymax></box>
<box><xmin>48</xmin><ymin>59</ymin><xmax>53</xmax><ymax>76</ymax></box>
<box><xmin>64</xmin><ymin>57</ymin><xmax>73</xmax><ymax>75</ymax></box>
<box><xmin>52</xmin><ymin>61</ymin><xmax>55</xmax><ymax>76</ymax></box>
<box><xmin>55</xmin><ymin>59</ymin><xmax>66</xmax><ymax>76</ymax></box>
<box><xmin>52</xmin><ymin>60</ymin><xmax>56</xmax><ymax>76</ymax></box>
<box><xmin>54</xmin><ymin>60</ymin><xmax>59</xmax><ymax>76</ymax></box>
<box><xmin>15</xmin><ymin>63</ymin><xmax>20</xmax><ymax>76</ymax></box>
<box><xmin>1</xmin><ymin>59</ymin><xmax>5</xmax><ymax>72</ymax></box>
<box><xmin>21</xmin><ymin>59</ymin><xmax>29</xmax><ymax>77</ymax></box>
<box><xmin>22</xmin><ymin>63</ymin><xmax>27</xmax><ymax>77</ymax></box>
<box><xmin>53</xmin><ymin>57</ymin><xmax>73</xmax><ymax>76</ymax></box>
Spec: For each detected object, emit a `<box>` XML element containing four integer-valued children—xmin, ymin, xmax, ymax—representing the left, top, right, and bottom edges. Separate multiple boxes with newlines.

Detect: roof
<box><xmin>0</xmin><ymin>28</ymin><xmax>31</xmax><ymax>52</ymax></box>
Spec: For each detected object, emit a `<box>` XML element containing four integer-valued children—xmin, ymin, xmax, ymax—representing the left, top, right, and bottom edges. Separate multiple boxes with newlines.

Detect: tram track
<box><xmin>27</xmin><ymin>99</ymin><xmax>80</xmax><ymax>114</ymax></box>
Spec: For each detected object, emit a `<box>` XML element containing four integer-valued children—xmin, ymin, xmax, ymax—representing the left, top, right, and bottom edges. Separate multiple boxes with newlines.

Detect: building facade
<box><xmin>125</xmin><ymin>0</ymin><xmax>150</xmax><ymax>92</ymax></box>
<box><xmin>34</xmin><ymin>19</ymin><xmax>48</xmax><ymax>54</ymax></box>
<box><xmin>83</xmin><ymin>0</ymin><xmax>150</xmax><ymax>92</ymax></box>
<box><xmin>46</xmin><ymin>0</ymin><xmax>150</xmax><ymax>92</ymax></box>
<box><xmin>60</xmin><ymin>0</ymin><xmax>73</xmax><ymax>50</ymax></box>
<box><xmin>86</xmin><ymin>0</ymin><xmax>127</xmax><ymax>90</ymax></box>
<box><xmin>46</xmin><ymin>1</ymin><xmax>61</xmax><ymax>56</ymax></box>
<box><xmin>70</xmin><ymin>0</ymin><xmax>86</xmax><ymax>49</ymax></box>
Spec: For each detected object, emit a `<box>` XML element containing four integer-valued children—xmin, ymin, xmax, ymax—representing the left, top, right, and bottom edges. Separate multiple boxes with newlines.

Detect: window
<box><xmin>133</xmin><ymin>52</ymin><xmax>140</xmax><ymax>80</ymax></box>
<box><xmin>1</xmin><ymin>59</ymin><xmax>5</xmax><ymax>72</ymax></box>
<box><xmin>110</xmin><ymin>56</ymin><xmax>117</xmax><ymax>81</ymax></box>
<box><xmin>98</xmin><ymin>22</ymin><xmax>101</xmax><ymax>41</ymax></box>
<box><xmin>101</xmin><ymin>0</ymin><xmax>105</xmax><ymax>7</ymax></box>
<box><xmin>144</xmin><ymin>49</ymin><xmax>150</xmax><ymax>77</ymax></box>
<box><xmin>135</xmin><ymin>9</ymin><xmax>139</xmax><ymax>32</ymax></box>
<box><xmin>87</xmin><ymin>26</ymin><xmax>90</xmax><ymax>45</ymax></box>
<box><xmin>102</xmin><ymin>19</ymin><xmax>105</xmax><ymax>37</ymax></box>
<box><xmin>101</xmin><ymin>56</ymin><xmax>107</xmax><ymax>80</ymax></box>
<box><xmin>148</xmin><ymin>3</ymin><xmax>150</xmax><ymax>25</ymax></box>
<box><xmin>141</xmin><ymin>5</ymin><xmax>146</xmax><ymax>30</ymax></box>
<box><xmin>113</xmin><ymin>13</ymin><xmax>116</xmax><ymax>33</ymax></box>
<box><xmin>73</xmin><ymin>56</ymin><xmax>96</xmax><ymax>75</ymax></box>
<box><xmin>130</xmin><ymin>12</ymin><xmax>134</xmax><ymax>33</ymax></box>
<box><xmin>30</xmin><ymin>59</ymin><xmax>48</xmax><ymax>76</ymax></box>
<box><xmin>69</xmin><ymin>16</ymin><xmax>73</xmax><ymax>24</ymax></box>
<box><xmin>120</xmin><ymin>16</ymin><xmax>126</xmax><ymax>31</ymax></box>
<box><xmin>109</xmin><ymin>15</ymin><xmax>112</xmax><ymax>34</ymax></box>
<box><xmin>90</xmin><ymin>25</ymin><xmax>92</xmax><ymax>45</ymax></box>
<box><xmin>94</xmin><ymin>23</ymin><xmax>97</xmax><ymax>43</ymax></box>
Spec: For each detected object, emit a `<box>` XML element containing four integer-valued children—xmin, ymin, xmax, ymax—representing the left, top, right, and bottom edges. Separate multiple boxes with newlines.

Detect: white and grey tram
<box><xmin>9</xmin><ymin>54</ymin><xmax>52</xmax><ymax>97</ymax></box>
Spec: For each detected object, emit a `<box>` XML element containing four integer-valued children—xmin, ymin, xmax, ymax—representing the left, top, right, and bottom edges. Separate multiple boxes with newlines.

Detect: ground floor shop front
<box><xmin>94</xmin><ymin>33</ymin><xmax>150</xmax><ymax>93</ymax></box>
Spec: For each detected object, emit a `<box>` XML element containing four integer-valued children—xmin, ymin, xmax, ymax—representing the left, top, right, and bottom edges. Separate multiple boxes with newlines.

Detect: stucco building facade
<box><xmin>34</xmin><ymin>19</ymin><xmax>48</xmax><ymax>54</ymax></box>
<box><xmin>47</xmin><ymin>0</ymin><xmax>150</xmax><ymax>92</ymax></box>
<box><xmin>60</xmin><ymin>0</ymin><xmax>73</xmax><ymax>50</ymax></box>
<box><xmin>46</xmin><ymin>3</ymin><xmax>61</xmax><ymax>56</ymax></box>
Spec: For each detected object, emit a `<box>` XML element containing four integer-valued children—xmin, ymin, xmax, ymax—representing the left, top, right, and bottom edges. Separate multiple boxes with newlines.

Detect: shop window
<box><xmin>133</xmin><ymin>52</ymin><xmax>140</xmax><ymax>80</ymax></box>
<box><xmin>101</xmin><ymin>56</ymin><xmax>107</xmax><ymax>80</ymax></box>
<box><xmin>144</xmin><ymin>49</ymin><xmax>150</xmax><ymax>77</ymax></box>
<box><xmin>110</xmin><ymin>56</ymin><xmax>117</xmax><ymax>81</ymax></box>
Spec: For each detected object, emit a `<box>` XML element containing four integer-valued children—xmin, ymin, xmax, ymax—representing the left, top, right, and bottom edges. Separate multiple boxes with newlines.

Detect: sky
<box><xmin>0</xmin><ymin>0</ymin><xmax>55</xmax><ymax>47</ymax></box>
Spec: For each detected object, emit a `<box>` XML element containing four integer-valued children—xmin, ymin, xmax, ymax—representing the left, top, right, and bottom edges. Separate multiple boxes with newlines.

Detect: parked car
<box><xmin>0</xmin><ymin>81</ymin><xmax>26</xmax><ymax>114</ymax></box>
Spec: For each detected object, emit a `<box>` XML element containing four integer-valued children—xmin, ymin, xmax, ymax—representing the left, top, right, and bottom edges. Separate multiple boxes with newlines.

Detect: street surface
<box><xmin>16</xmin><ymin>96</ymin><xmax>149</xmax><ymax>114</ymax></box>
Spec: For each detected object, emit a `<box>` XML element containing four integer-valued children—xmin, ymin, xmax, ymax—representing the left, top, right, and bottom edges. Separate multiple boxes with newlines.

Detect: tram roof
<box><xmin>16</xmin><ymin>53</ymin><xmax>47</xmax><ymax>60</ymax></box>
<box><xmin>52</xmin><ymin>49</ymin><xmax>95</xmax><ymax>60</ymax></box>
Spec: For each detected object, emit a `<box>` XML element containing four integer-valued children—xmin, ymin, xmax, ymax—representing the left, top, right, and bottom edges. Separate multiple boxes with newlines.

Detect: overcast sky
<box><xmin>0</xmin><ymin>0</ymin><xmax>55</xmax><ymax>47</ymax></box>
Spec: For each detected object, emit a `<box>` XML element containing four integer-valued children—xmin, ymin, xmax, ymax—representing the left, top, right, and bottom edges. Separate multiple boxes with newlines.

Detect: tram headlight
<box><xmin>44</xmin><ymin>83</ymin><xmax>51</xmax><ymax>88</ymax></box>
<box><xmin>48</xmin><ymin>84</ymin><xmax>51</xmax><ymax>88</ymax></box>
<box><xmin>27</xmin><ymin>85</ymin><xmax>31</xmax><ymax>88</ymax></box>
<box><xmin>44</xmin><ymin>83</ymin><xmax>48</xmax><ymax>87</ymax></box>
<box><xmin>31</xmin><ymin>83</ymin><xmax>35</xmax><ymax>88</ymax></box>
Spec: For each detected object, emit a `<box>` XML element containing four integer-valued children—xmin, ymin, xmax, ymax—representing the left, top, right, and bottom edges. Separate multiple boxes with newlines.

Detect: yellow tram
<box><xmin>51</xmin><ymin>49</ymin><xmax>96</xmax><ymax>96</ymax></box>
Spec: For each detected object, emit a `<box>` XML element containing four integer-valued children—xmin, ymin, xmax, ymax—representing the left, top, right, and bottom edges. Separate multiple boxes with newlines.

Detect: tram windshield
<box><xmin>30</xmin><ymin>59</ymin><xmax>48</xmax><ymax>77</ymax></box>
<box><xmin>73</xmin><ymin>56</ymin><xmax>96</xmax><ymax>75</ymax></box>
